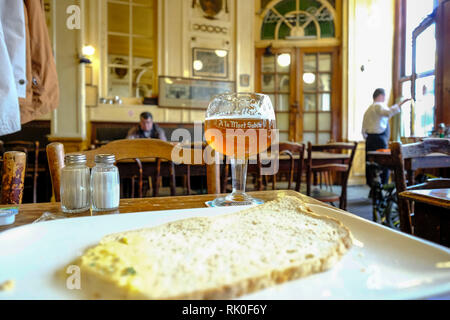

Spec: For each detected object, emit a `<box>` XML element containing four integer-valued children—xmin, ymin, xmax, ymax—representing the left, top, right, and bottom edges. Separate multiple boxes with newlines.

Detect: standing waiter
<box><xmin>362</xmin><ymin>88</ymin><xmax>411</xmax><ymax>190</ymax></box>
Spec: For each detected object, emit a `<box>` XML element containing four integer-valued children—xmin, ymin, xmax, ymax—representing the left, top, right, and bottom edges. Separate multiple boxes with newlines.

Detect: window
<box><xmin>397</xmin><ymin>0</ymin><xmax>438</xmax><ymax>137</ymax></box>
<box><xmin>106</xmin><ymin>0</ymin><xmax>156</xmax><ymax>98</ymax></box>
<box><xmin>260</xmin><ymin>0</ymin><xmax>336</xmax><ymax>40</ymax></box>
<box><xmin>412</xmin><ymin>22</ymin><xmax>436</xmax><ymax>137</ymax></box>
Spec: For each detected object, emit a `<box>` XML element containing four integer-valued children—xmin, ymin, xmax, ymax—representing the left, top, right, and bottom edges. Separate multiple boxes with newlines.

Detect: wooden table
<box><xmin>367</xmin><ymin>151</ymin><xmax>450</xmax><ymax>185</ymax></box>
<box><xmin>399</xmin><ymin>189</ymin><xmax>450</xmax><ymax>247</ymax></box>
<box><xmin>0</xmin><ymin>190</ymin><xmax>324</xmax><ymax>233</ymax></box>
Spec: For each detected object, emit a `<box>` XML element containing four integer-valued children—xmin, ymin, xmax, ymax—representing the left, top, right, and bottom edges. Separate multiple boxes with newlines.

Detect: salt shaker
<box><xmin>60</xmin><ymin>154</ymin><xmax>91</xmax><ymax>213</ymax></box>
<box><xmin>91</xmin><ymin>154</ymin><xmax>120</xmax><ymax>212</ymax></box>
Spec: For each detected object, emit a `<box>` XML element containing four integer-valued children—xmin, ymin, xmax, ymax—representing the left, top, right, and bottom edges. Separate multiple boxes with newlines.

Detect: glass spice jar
<box><xmin>91</xmin><ymin>154</ymin><xmax>120</xmax><ymax>212</ymax></box>
<box><xmin>60</xmin><ymin>154</ymin><xmax>91</xmax><ymax>213</ymax></box>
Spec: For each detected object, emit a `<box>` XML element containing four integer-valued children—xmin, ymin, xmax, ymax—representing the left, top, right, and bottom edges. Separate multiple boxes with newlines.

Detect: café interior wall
<box><xmin>82</xmin><ymin>0</ymin><xmax>255</xmax><ymax>128</ymax></box>
<box><xmin>346</xmin><ymin>0</ymin><xmax>396</xmax><ymax>142</ymax></box>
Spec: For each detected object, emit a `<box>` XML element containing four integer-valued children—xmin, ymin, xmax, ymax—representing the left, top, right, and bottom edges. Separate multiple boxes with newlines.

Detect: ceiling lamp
<box><xmin>277</xmin><ymin>54</ymin><xmax>291</xmax><ymax>67</ymax></box>
<box><xmin>193</xmin><ymin>60</ymin><xmax>203</xmax><ymax>71</ymax></box>
<box><xmin>215</xmin><ymin>50</ymin><xmax>228</xmax><ymax>58</ymax></box>
<box><xmin>303</xmin><ymin>73</ymin><xmax>316</xmax><ymax>84</ymax></box>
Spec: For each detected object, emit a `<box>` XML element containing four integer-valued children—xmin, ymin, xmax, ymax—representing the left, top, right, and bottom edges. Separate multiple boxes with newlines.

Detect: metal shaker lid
<box><xmin>94</xmin><ymin>154</ymin><xmax>116</xmax><ymax>164</ymax></box>
<box><xmin>65</xmin><ymin>154</ymin><xmax>87</xmax><ymax>165</ymax></box>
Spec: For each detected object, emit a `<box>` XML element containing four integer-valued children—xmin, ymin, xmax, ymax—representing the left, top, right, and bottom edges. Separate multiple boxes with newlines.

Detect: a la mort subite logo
<box><xmin>169</xmin><ymin>122</ymin><xmax>281</xmax><ymax>176</ymax></box>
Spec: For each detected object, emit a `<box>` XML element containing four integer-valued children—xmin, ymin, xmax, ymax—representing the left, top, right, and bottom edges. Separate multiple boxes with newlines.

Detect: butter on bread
<box><xmin>75</xmin><ymin>196</ymin><xmax>353</xmax><ymax>299</ymax></box>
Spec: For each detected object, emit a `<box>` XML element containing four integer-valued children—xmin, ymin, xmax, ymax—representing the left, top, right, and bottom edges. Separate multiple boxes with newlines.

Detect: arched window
<box><xmin>260</xmin><ymin>0</ymin><xmax>336</xmax><ymax>40</ymax></box>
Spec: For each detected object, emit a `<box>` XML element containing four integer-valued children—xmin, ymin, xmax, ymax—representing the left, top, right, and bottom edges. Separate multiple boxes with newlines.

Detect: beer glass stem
<box><xmin>230</xmin><ymin>157</ymin><xmax>248</xmax><ymax>198</ymax></box>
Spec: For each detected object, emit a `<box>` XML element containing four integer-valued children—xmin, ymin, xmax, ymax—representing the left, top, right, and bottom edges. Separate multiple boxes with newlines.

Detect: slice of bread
<box><xmin>76</xmin><ymin>195</ymin><xmax>352</xmax><ymax>300</ymax></box>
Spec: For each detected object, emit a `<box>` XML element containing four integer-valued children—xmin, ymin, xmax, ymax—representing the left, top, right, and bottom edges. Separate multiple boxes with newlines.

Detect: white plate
<box><xmin>0</xmin><ymin>204</ymin><xmax>449</xmax><ymax>300</ymax></box>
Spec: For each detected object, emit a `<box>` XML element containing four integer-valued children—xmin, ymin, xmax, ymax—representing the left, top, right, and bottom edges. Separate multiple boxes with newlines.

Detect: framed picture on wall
<box><xmin>159</xmin><ymin>76</ymin><xmax>235</xmax><ymax>109</ymax></box>
<box><xmin>192</xmin><ymin>48</ymin><xmax>229</xmax><ymax>79</ymax></box>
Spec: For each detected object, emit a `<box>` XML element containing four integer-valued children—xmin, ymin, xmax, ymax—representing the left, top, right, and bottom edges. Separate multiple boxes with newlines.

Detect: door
<box><xmin>256</xmin><ymin>47</ymin><xmax>340</xmax><ymax>144</ymax></box>
<box><xmin>256</xmin><ymin>48</ymin><xmax>295</xmax><ymax>143</ymax></box>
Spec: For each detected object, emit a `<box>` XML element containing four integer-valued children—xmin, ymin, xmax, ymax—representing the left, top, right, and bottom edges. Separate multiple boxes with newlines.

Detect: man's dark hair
<box><xmin>373</xmin><ymin>88</ymin><xmax>386</xmax><ymax>100</ymax></box>
<box><xmin>140</xmin><ymin>112</ymin><xmax>153</xmax><ymax>120</ymax></box>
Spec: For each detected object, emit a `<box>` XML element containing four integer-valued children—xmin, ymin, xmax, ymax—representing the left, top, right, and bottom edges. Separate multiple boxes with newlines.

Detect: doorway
<box><xmin>255</xmin><ymin>47</ymin><xmax>340</xmax><ymax>143</ymax></box>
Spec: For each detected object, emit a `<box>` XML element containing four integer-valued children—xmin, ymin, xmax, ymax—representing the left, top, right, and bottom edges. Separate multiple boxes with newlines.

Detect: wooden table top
<box><xmin>367</xmin><ymin>151</ymin><xmax>448</xmax><ymax>157</ymax></box>
<box><xmin>399</xmin><ymin>189</ymin><xmax>450</xmax><ymax>210</ymax></box>
<box><xmin>0</xmin><ymin>190</ymin><xmax>328</xmax><ymax>233</ymax></box>
<box><xmin>367</xmin><ymin>151</ymin><xmax>450</xmax><ymax>169</ymax></box>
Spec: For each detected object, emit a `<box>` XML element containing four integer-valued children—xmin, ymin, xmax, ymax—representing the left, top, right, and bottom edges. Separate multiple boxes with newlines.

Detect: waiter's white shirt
<box><xmin>0</xmin><ymin>0</ymin><xmax>26</xmax><ymax>136</ymax></box>
<box><xmin>361</xmin><ymin>102</ymin><xmax>401</xmax><ymax>139</ymax></box>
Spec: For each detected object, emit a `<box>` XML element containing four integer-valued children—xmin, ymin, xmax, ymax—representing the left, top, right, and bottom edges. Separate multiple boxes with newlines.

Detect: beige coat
<box><xmin>19</xmin><ymin>0</ymin><xmax>59</xmax><ymax>124</ymax></box>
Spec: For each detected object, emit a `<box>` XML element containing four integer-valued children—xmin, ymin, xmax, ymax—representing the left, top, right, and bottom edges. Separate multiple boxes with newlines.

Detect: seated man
<box><xmin>126</xmin><ymin>112</ymin><xmax>167</xmax><ymax>141</ymax></box>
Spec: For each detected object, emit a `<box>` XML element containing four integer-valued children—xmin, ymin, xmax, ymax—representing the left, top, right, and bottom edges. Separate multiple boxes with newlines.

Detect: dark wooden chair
<box><xmin>391</xmin><ymin>138</ymin><xmax>450</xmax><ymax>234</ymax></box>
<box><xmin>0</xmin><ymin>151</ymin><xmax>27</xmax><ymax>204</ymax></box>
<box><xmin>256</xmin><ymin>142</ymin><xmax>305</xmax><ymax>192</ymax></box>
<box><xmin>399</xmin><ymin>178</ymin><xmax>450</xmax><ymax>246</ymax></box>
<box><xmin>2</xmin><ymin>141</ymin><xmax>40</xmax><ymax>203</ymax></box>
<box><xmin>306</xmin><ymin>142</ymin><xmax>358</xmax><ymax>210</ymax></box>
<box><xmin>46</xmin><ymin>139</ymin><xmax>220</xmax><ymax>202</ymax></box>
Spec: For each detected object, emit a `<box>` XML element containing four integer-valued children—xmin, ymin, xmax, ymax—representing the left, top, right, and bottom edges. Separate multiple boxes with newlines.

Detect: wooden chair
<box><xmin>0</xmin><ymin>151</ymin><xmax>27</xmax><ymax>204</ymax></box>
<box><xmin>256</xmin><ymin>142</ymin><xmax>305</xmax><ymax>192</ymax></box>
<box><xmin>391</xmin><ymin>138</ymin><xmax>450</xmax><ymax>234</ymax></box>
<box><xmin>2</xmin><ymin>141</ymin><xmax>40</xmax><ymax>203</ymax></box>
<box><xmin>306</xmin><ymin>142</ymin><xmax>358</xmax><ymax>210</ymax></box>
<box><xmin>46</xmin><ymin>139</ymin><xmax>220</xmax><ymax>202</ymax></box>
<box><xmin>124</xmin><ymin>142</ymin><xmax>208</xmax><ymax>198</ymax></box>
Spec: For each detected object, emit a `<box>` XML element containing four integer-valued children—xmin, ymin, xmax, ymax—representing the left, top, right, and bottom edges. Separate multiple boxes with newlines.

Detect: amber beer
<box><xmin>205</xmin><ymin>117</ymin><xmax>275</xmax><ymax>159</ymax></box>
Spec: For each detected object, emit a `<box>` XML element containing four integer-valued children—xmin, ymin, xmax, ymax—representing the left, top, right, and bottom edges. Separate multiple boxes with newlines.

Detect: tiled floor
<box><xmin>300</xmin><ymin>184</ymin><xmax>373</xmax><ymax>221</ymax></box>
<box><xmin>345</xmin><ymin>185</ymin><xmax>373</xmax><ymax>221</ymax></box>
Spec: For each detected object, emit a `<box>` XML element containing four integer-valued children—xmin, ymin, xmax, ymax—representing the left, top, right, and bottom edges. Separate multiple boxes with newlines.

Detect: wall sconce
<box><xmin>80</xmin><ymin>45</ymin><xmax>95</xmax><ymax>64</ymax></box>
<box><xmin>82</xmin><ymin>45</ymin><xmax>95</xmax><ymax>56</ymax></box>
<box><xmin>264</xmin><ymin>44</ymin><xmax>273</xmax><ymax>56</ymax></box>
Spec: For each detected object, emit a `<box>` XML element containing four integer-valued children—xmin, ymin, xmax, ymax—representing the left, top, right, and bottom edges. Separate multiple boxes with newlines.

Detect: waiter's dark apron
<box><xmin>366</xmin><ymin>125</ymin><xmax>390</xmax><ymax>187</ymax></box>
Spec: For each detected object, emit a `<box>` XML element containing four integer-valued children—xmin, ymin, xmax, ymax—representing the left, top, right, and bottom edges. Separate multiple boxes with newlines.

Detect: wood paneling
<box><xmin>90</xmin><ymin>121</ymin><xmax>204</xmax><ymax>146</ymax></box>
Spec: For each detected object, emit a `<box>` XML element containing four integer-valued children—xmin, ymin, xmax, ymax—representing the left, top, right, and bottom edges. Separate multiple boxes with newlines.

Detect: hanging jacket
<box><xmin>0</xmin><ymin>0</ymin><xmax>26</xmax><ymax>135</ymax></box>
<box><xmin>19</xmin><ymin>0</ymin><xmax>59</xmax><ymax>124</ymax></box>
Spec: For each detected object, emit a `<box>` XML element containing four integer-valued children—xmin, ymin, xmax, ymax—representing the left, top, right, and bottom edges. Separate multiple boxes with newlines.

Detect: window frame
<box><xmin>394</xmin><ymin>0</ymin><xmax>439</xmax><ymax>137</ymax></box>
<box><xmin>101</xmin><ymin>0</ymin><xmax>157</xmax><ymax>100</ymax></box>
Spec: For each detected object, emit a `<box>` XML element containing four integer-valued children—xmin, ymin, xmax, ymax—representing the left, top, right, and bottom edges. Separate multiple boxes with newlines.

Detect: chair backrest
<box><xmin>3</xmin><ymin>140</ymin><xmax>40</xmax><ymax>173</ymax></box>
<box><xmin>390</xmin><ymin>138</ymin><xmax>450</xmax><ymax>234</ymax></box>
<box><xmin>259</xmin><ymin>142</ymin><xmax>305</xmax><ymax>192</ymax></box>
<box><xmin>306</xmin><ymin>142</ymin><xmax>358</xmax><ymax>208</ymax></box>
<box><xmin>46</xmin><ymin>139</ymin><xmax>220</xmax><ymax>201</ymax></box>
<box><xmin>307</xmin><ymin>142</ymin><xmax>358</xmax><ymax>172</ymax></box>
<box><xmin>1</xmin><ymin>151</ymin><xmax>27</xmax><ymax>204</ymax></box>
<box><xmin>396</xmin><ymin>138</ymin><xmax>450</xmax><ymax>159</ymax></box>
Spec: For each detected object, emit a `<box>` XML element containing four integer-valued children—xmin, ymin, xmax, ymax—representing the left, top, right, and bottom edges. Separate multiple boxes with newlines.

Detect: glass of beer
<box><xmin>205</xmin><ymin>93</ymin><xmax>276</xmax><ymax>206</ymax></box>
